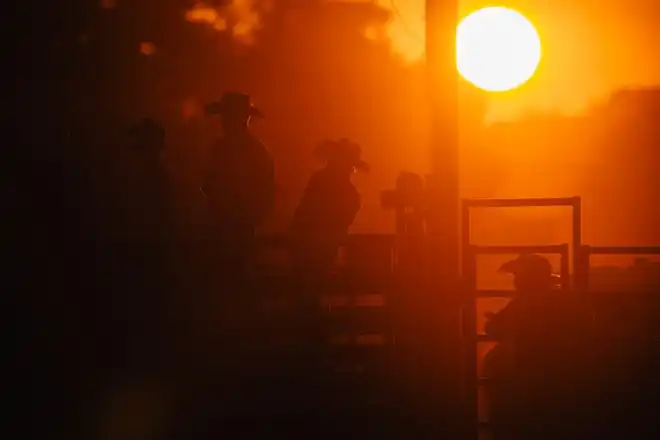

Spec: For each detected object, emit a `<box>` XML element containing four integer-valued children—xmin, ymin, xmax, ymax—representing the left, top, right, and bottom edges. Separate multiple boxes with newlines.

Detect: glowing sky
<box><xmin>380</xmin><ymin>0</ymin><xmax>660</xmax><ymax>120</ymax></box>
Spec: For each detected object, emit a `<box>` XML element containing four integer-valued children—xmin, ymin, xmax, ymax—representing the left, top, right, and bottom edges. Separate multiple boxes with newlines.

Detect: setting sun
<box><xmin>457</xmin><ymin>7</ymin><xmax>541</xmax><ymax>92</ymax></box>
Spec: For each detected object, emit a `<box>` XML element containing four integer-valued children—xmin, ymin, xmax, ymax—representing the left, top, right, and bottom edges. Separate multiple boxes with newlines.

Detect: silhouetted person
<box><xmin>485</xmin><ymin>255</ymin><xmax>561</xmax><ymax>340</ymax></box>
<box><xmin>195</xmin><ymin>93</ymin><xmax>275</xmax><ymax>407</ymax></box>
<box><xmin>201</xmin><ymin>92</ymin><xmax>275</xmax><ymax>283</ymax></box>
<box><xmin>484</xmin><ymin>254</ymin><xmax>588</xmax><ymax>440</ymax></box>
<box><xmin>124</xmin><ymin>118</ymin><xmax>174</xmax><ymax>239</ymax></box>
<box><xmin>290</xmin><ymin>138</ymin><xmax>369</xmax><ymax>278</ymax></box>
<box><xmin>116</xmin><ymin>118</ymin><xmax>175</xmax><ymax>378</ymax></box>
<box><xmin>283</xmin><ymin>138</ymin><xmax>369</xmax><ymax>425</ymax></box>
<box><xmin>289</xmin><ymin>139</ymin><xmax>368</xmax><ymax>344</ymax></box>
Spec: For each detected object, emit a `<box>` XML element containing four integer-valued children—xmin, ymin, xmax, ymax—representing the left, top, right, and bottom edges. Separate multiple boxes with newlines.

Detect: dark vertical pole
<box><xmin>425</xmin><ymin>0</ymin><xmax>460</xmax><ymax>298</ymax></box>
<box><xmin>423</xmin><ymin>0</ymin><xmax>463</xmax><ymax>437</ymax></box>
<box><xmin>571</xmin><ymin>196</ymin><xmax>583</xmax><ymax>288</ymax></box>
<box><xmin>560</xmin><ymin>243</ymin><xmax>571</xmax><ymax>291</ymax></box>
<box><xmin>461</xmin><ymin>201</ymin><xmax>478</xmax><ymax>438</ymax></box>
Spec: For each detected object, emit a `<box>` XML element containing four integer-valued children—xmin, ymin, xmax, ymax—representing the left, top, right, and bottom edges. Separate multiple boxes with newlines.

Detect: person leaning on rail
<box><xmin>484</xmin><ymin>253</ymin><xmax>591</xmax><ymax>440</ymax></box>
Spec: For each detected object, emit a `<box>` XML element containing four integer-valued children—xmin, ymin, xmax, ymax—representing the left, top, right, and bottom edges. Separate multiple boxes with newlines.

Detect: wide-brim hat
<box><xmin>204</xmin><ymin>92</ymin><xmax>263</xmax><ymax>118</ymax></box>
<box><xmin>124</xmin><ymin>118</ymin><xmax>165</xmax><ymax>149</ymax></box>
<box><xmin>314</xmin><ymin>138</ymin><xmax>370</xmax><ymax>171</ymax></box>
<box><xmin>498</xmin><ymin>254</ymin><xmax>560</xmax><ymax>280</ymax></box>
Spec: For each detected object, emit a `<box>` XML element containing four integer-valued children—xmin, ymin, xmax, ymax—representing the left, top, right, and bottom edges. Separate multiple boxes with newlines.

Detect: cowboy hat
<box><xmin>204</xmin><ymin>92</ymin><xmax>263</xmax><ymax>118</ymax></box>
<box><xmin>314</xmin><ymin>138</ymin><xmax>370</xmax><ymax>171</ymax></box>
<box><xmin>498</xmin><ymin>253</ymin><xmax>561</xmax><ymax>281</ymax></box>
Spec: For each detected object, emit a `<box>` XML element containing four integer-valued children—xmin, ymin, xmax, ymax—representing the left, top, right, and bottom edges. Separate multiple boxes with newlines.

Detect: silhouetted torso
<box><xmin>131</xmin><ymin>159</ymin><xmax>174</xmax><ymax>241</ymax></box>
<box><xmin>88</xmin><ymin>129</ymin><xmax>177</xmax><ymax>381</ymax></box>
<box><xmin>486</xmin><ymin>293</ymin><xmax>568</xmax><ymax>369</ymax></box>
<box><xmin>485</xmin><ymin>290</ymin><xmax>590</xmax><ymax>440</ymax></box>
<box><xmin>204</xmin><ymin>131</ymin><xmax>275</xmax><ymax>257</ymax></box>
<box><xmin>290</xmin><ymin>167</ymin><xmax>361</xmax><ymax>274</ymax></box>
<box><xmin>199</xmin><ymin>129</ymin><xmax>275</xmax><ymax>364</ymax></box>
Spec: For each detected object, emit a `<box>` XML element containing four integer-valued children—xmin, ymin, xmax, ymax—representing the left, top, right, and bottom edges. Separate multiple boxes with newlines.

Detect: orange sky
<box><xmin>186</xmin><ymin>0</ymin><xmax>660</xmax><ymax>121</ymax></box>
<box><xmin>383</xmin><ymin>0</ymin><xmax>660</xmax><ymax>121</ymax></box>
<box><xmin>177</xmin><ymin>1</ymin><xmax>660</xmax><ymax>246</ymax></box>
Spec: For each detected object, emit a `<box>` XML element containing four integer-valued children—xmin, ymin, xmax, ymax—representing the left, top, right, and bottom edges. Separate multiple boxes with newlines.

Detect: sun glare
<box><xmin>457</xmin><ymin>7</ymin><xmax>541</xmax><ymax>92</ymax></box>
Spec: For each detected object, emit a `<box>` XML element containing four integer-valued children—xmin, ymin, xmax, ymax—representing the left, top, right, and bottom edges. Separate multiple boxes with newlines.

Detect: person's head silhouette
<box><xmin>498</xmin><ymin>254</ymin><xmax>559</xmax><ymax>293</ymax></box>
<box><xmin>314</xmin><ymin>138</ymin><xmax>369</xmax><ymax>177</ymax></box>
<box><xmin>204</xmin><ymin>92</ymin><xmax>263</xmax><ymax>134</ymax></box>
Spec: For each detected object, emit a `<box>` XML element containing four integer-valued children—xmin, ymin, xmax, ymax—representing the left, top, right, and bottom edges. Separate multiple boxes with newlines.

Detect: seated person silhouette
<box><xmin>484</xmin><ymin>254</ymin><xmax>561</xmax><ymax>341</ymax></box>
<box><xmin>484</xmin><ymin>254</ymin><xmax>584</xmax><ymax>439</ymax></box>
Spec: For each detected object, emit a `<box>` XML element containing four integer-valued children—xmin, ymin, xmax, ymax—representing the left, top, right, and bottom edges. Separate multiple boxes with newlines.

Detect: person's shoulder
<box><xmin>303</xmin><ymin>169</ymin><xmax>328</xmax><ymax>190</ymax></box>
<box><xmin>309</xmin><ymin>168</ymin><xmax>329</xmax><ymax>182</ymax></box>
<box><xmin>496</xmin><ymin>299</ymin><xmax>522</xmax><ymax>319</ymax></box>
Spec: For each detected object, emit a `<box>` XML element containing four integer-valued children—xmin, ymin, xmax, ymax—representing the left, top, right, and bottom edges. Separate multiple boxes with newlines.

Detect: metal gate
<box><xmin>461</xmin><ymin>197</ymin><xmax>582</xmax><ymax>439</ymax></box>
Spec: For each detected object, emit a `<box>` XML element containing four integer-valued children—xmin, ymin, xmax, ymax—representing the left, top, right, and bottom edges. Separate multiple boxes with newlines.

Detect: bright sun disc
<box><xmin>457</xmin><ymin>7</ymin><xmax>541</xmax><ymax>92</ymax></box>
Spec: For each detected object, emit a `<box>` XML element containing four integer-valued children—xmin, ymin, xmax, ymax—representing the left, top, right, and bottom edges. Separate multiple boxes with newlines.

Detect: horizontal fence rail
<box><xmin>468</xmin><ymin>244</ymin><xmax>568</xmax><ymax>255</ymax></box>
<box><xmin>255</xmin><ymin>233</ymin><xmax>398</xmax><ymax>249</ymax></box>
<box><xmin>584</xmin><ymin>246</ymin><xmax>660</xmax><ymax>255</ymax></box>
<box><xmin>472</xmin><ymin>290</ymin><xmax>515</xmax><ymax>298</ymax></box>
<box><xmin>463</xmin><ymin>197</ymin><xmax>580</xmax><ymax>208</ymax></box>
